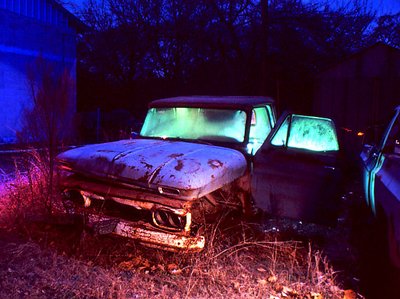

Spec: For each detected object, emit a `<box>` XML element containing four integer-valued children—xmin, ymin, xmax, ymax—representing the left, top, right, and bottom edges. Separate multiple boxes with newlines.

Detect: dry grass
<box><xmin>0</xmin><ymin>151</ymin><xmax>57</xmax><ymax>227</ymax></box>
<box><xmin>0</xmin><ymin>157</ymin><xmax>350</xmax><ymax>299</ymax></box>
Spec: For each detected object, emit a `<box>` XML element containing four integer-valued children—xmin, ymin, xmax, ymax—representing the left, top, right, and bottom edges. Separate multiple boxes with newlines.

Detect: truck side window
<box><xmin>248</xmin><ymin>107</ymin><xmax>272</xmax><ymax>154</ymax></box>
<box><xmin>271</xmin><ymin>114</ymin><xmax>339</xmax><ymax>152</ymax></box>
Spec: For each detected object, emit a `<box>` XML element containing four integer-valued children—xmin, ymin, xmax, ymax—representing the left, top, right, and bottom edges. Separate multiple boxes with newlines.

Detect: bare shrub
<box><xmin>0</xmin><ymin>151</ymin><xmax>63</xmax><ymax>228</ymax></box>
<box><xmin>16</xmin><ymin>57</ymin><xmax>75</xmax><ymax>216</ymax></box>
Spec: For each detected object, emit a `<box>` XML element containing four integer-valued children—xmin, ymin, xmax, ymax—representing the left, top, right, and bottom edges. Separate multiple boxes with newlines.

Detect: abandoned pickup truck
<box><xmin>56</xmin><ymin>96</ymin><xmax>341</xmax><ymax>252</ymax></box>
<box><xmin>361</xmin><ymin>106</ymin><xmax>400</xmax><ymax>267</ymax></box>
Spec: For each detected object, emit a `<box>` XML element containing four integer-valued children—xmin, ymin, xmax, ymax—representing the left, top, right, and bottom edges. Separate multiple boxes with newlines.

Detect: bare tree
<box><xmin>76</xmin><ymin>0</ymin><xmax>379</xmax><ymax>113</ymax></box>
<box><xmin>370</xmin><ymin>13</ymin><xmax>400</xmax><ymax>48</ymax></box>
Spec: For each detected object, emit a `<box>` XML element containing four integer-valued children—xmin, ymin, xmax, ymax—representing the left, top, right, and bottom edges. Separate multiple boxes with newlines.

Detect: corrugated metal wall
<box><xmin>0</xmin><ymin>0</ymin><xmax>77</xmax><ymax>143</ymax></box>
<box><xmin>0</xmin><ymin>0</ymin><xmax>70</xmax><ymax>29</ymax></box>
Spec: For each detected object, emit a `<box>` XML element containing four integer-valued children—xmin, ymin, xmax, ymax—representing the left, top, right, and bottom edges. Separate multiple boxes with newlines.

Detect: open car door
<box><xmin>252</xmin><ymin>113</ymin><xmax>341</xmax><ymax>225</ymax></box>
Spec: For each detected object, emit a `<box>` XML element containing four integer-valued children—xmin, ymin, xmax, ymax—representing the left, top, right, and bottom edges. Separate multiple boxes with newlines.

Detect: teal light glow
<box><xmin>141</xmin><ymin>107</ymin><xmax>246</xmax><ymax>142</ymax></box>
<box><xmin>248</xmin><ymin>106</ymin><xmax>273</xmax><ymax>154</ymax></box>
<box><xmin>271</xmin><ymin>116</ymin><xmax>290</xmax><ymax>147</ymax></box>
<box><xmin>271</xmin><ymin>114</ymin><xmax>339</xmax><ymax>152</ymax></box>
<box><xmin>365</xmin><ymin>109</ymin><xmax>400</xmax><ymax>215</ymax></box>
<box><xmin>370</xmin><ymin>156</ymin><xmax>381</xmax><ymax>215</ymax></box>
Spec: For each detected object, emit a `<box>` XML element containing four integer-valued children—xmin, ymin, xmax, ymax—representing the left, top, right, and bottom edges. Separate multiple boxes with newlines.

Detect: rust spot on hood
<box><xmin>140</xmin><ymin>161</ymin><xmax>153</xmax><ymax>170</ymax></box>
<box><xmin>208</xmin><ymin>159</ymin><xmax>223</xmax><ymax>169</ymax></box>
<box><xmin>94</xmin><ymin>156</ymin><xmax>110</xmax><ymax>164</ymax></box>
<box><xmin>114</xmin><ymin>163</ymin><xmax>126</xmax><ymax>174</ymax></box>
<box><xmin>138</xmin><ymin>171</ymin><xmax>151</xmax><ymax>182</ymax></box>
<box><xmin>175</xmin><ymin>159</ymin><xmax>184</xmax><ymax>171</ymax></box>
<box><xmin>168</xmin><ymin>153</ymin><xmax>184</xmax><ymax>158</ymax></box>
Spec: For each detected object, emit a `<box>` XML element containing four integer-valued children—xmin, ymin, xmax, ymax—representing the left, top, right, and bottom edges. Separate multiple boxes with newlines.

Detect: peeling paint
<box><xmin>174</xmin><ymin>159</ymin><xmax>184</xmax><ymax>171</ymax></box>
<box><xmin>168</xmin><ymin>153</ymin><xmax>184</xmax><ymax>158</ymax></box>
<box><xmin>140</xmin><ymin>161</ymin><xmax>153</xmax><ymax>170</ymax></box>
<box><xmin>86</xmin><ymin>214</ymin><xmax>205</xmax><ymax>252</ymax></box>
<box><xmin>208</xmin><ymin>159</ymin><xmax>224</xmax><ymax>169</ymax></box>
<box><xmin>57</xmin><ymin>139</ymin><xmax>246</xmax><ymax>197</ymax></box>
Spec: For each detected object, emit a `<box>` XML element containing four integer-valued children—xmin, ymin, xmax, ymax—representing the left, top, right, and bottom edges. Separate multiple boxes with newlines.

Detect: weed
<box><xmin>0</xmin><ymin>150</ymin><xmax>64</xmax><ymax>228</ymax></box>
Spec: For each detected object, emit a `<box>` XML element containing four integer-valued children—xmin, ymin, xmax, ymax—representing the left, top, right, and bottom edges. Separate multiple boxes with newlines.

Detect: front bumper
<box><xmin>86</xmin><ymin>214</ymin><xmax>205</xmax><ymax>252</ymax></box>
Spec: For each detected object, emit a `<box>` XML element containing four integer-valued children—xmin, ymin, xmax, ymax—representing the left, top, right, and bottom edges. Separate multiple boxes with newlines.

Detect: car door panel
<box><xmin>252</xmin><ymin>113</ymin><xmax>340</xmax><ymax>225</ymax></box>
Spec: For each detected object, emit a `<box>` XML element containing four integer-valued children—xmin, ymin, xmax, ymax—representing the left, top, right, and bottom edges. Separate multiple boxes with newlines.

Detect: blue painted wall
<box><xmin>0</xmin><ymin>0</ymin><xmax>77</xmax><ymax>143</ymax></box>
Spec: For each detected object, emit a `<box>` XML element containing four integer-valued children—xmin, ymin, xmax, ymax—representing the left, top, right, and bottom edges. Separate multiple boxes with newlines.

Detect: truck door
<box><xmin>252</xmin><ymin>113</ymin><xmax>341</xmax><ymax>225</ymax></box>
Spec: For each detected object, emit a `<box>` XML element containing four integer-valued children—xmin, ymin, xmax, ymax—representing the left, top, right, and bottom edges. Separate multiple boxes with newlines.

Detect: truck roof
<box><xmin>149</xmin><ymin>96</ymin><xmax>274</xmax><ymax>110</ymax></box>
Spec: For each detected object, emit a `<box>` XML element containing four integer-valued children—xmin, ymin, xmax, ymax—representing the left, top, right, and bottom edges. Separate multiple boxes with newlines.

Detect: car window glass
<box><xmin>288</xmin><ymin>115</ymin><xmax>339</xmax><ymax>151</ymax></box>
<box><xmin>140</xmin><ymin>107</ymin><xmax>246</xmax><ymax>142</ymax></box>
<box><xmin>266</xmin><ymin>105</ymin><xmax>275</xmax><ymax>127</ymax></box>
<box><xmin>271</xmin><ymin>115</ymin><xmax>339</xmax><ymax>151</ymax></box>
<box><xmin>248</xmin><ymin>107</ymin><xmax>272</xmax><ymax>154</ymax></box>
<box><xmin>271</xmin><ymin>115</ymin><xmax>290</xmax><ymax>147</ymax></box>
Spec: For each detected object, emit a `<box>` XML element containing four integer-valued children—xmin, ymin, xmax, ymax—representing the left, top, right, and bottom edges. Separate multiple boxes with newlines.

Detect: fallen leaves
<box><xmin>257</xmin><ymin>278</ymin><xmax>268</xmax><ymax>285</ymax></box>
<box><xmin>254</xmin><ymin>269</ymin><xmax>330</xmax><ymax>299</ymax></box>
<box><xmin>268</xmin><ymin>274</ymin><xmax>278</xmax><ymax>283</ymax></box>
<box><xmin>257</xmin><ymin>267</ymin><xmax>267</xmax><ymax>273</ymax></box>
<box><xmin>281</xmin><ymin>286</ymin><xmax>299</xmax><ymax>297</ymax></box>
<box><xmin>309</xmin><ymin>292</ymin><xmax>323</xmax><ymax>299</ymax></box>
<box><xmin>118</xmin><ymin>256</ymin><xmax>149</xmax><ymax>271</ymax></box>
<box><xmin>343</xmin><ymin>289</ymin><xmax>357</xmax><ymax>299</ymax></box>
<box><xmin>117</xmin><ymin>255</ymin><xmax>353</xmax><ymax>299</ymax></box>
<box><xmin>118</xmin><ymin>258</ymin><xmax>183</xmax><ymax>275</ymax></box>
<box><xmin>166</xmin><ymin>263</ymin><xmax>182</xmax><ymax>275</ymax></box>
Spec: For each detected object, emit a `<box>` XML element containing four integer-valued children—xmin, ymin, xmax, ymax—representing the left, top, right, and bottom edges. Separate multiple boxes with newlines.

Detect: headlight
<box><xmin>152</xmin><ymin>209</ymin><xmax>189</xmax><ymax>231</ymax></box>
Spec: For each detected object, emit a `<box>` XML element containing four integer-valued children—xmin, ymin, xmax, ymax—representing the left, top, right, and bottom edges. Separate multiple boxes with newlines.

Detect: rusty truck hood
<box><xmin>57</xmin><ymin>139</ymin><xmax>247</xmax><ymax>199</ymax></box>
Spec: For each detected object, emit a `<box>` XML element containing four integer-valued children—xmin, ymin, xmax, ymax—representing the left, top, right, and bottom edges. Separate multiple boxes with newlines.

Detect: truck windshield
<box><xmin>140</xmin><ymin>107</ymin><xmax>247</xmax><ymax>143</ymax></box>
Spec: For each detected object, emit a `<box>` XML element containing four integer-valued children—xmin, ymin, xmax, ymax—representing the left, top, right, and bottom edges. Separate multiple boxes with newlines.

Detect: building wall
<box><xmin>313</xmin><ymin>44</ymin><xmax>400</xmax><ymax>159</ymax></box>
<box><xmin>314</xmin><ymin>44</ymin><xmax>400</xmax><ymax>132</ymax></box>
<box><xmin>0</xmin><ymin>0</ymin><xmax>77</xmax><ymax>143</ymax></box>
